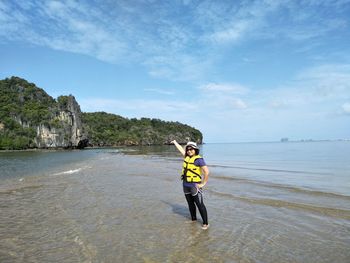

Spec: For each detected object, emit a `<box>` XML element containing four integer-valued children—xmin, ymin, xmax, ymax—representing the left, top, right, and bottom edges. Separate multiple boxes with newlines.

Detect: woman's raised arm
<box><xmin>170</xmin><ymin>140</ymin><xmax>185</xmax><ymax>157</ymax></box>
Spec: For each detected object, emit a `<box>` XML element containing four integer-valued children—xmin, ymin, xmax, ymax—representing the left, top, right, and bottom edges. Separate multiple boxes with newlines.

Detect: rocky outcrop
<box><xmin>34</xmin><ymin>96</ymin><xmax>88</xmax><ymax>148</ymax></box>
<box><xmin>0</xmin><ymin>77</ymin><xmax>91</xmax><ymax>149</ymax></box>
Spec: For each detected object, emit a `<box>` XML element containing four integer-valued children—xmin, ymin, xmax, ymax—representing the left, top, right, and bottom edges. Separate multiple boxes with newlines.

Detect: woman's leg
<box><xmin>193</xmin><ymin>191</ymin><xmax>208</xmax><ymax>225</ymax></box>
<box><xmin>184</xmin><ymin>193</ymin><xmax>197</xmax><ymax>221</ymax></box>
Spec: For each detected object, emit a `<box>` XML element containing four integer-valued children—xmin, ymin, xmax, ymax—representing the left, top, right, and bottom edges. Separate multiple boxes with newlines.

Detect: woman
<box><xmin>171</xmin><ymin>140</ymin><xmax>209</xmax><ymax>230</ymax></box>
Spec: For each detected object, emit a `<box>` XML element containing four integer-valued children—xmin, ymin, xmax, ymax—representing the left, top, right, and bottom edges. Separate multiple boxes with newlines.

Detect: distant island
<box><xmin>0</xmin><ymin>77</ymin><xmax>202</xmax><ymax>150</ymax></box>
<box><xmin>280</xmin><ymin>138</ymin><xmax>350</xmax><ymax>142</ymax></box>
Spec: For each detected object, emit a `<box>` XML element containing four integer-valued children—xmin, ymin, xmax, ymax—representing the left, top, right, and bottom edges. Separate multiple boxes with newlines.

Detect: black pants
<box><xmin>184</xmin><ymin>186</ymin><xmax>208</xmax><ymax>225</ymax></box>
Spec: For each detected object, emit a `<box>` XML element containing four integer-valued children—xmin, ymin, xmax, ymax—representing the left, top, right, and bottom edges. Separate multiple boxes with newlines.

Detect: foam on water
<box><xmin>53</xmin><ymin>168</ymin><xmax>82</xmax><ymax>176</ymax></box>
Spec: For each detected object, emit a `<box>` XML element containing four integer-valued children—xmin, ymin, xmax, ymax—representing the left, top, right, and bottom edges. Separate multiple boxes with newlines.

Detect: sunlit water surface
<box><xmin>0</xmin><ymin>142</ymin><xmax>349</xmax><ymax>262</ymax></box>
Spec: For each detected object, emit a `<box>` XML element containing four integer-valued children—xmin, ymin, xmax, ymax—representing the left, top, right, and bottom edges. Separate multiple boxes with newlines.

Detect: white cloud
<box><xmin>1</xmin><ymin>0</ymin><xmax>349</xmax><ymax>83</ymax></box>
<box><xmin>228</xmin><ymin>98</ymin><xmax>248</xmax><ymax>109</ymax></box>
<box><xmin>295</xmin><ymin>64</ymin><xmax>350</xmax><ymax>100</ymax></box>
<box><xmin>209</xmin><ymin>20</ymin><xmax>251</xmax><ymax>44</ymax></box>
<box><xmin>145</xmin><ymin>53</ymin><xmax>212</xmax><ymax>82</ymax></box>
<box><xmin>80</xmin><ymin>98</ymin><xmax>198</xmax><ymax>118</ymax></box>
<box><xmin>45</xmin><ymin>1</ymin><xmax>68</xmax><ymax>16</ymax></box>
<box><xmin>196</xmin><ymin>82</ymin><xmax>250</xmax><ymax>112</ymax></box>
<box><xmin>0</xmin><ymin>0</ymin><xmax>131</xmax><ymax>63</ymax></box>
<box><xmin>342</xmin><ymin>103</ymin><xmax>350</xmax><ymax>114</ymax></box>
<box><xmin>254</xmin><ymin>64</ymin><xmax>350</xmax><ymax>111</ymax></box>
<box><xmin>199</xmin><ymin>83</ymin><xmax>248</xmax><ymax>94</ymax></box>
<box><xmin>201</xmin><ymin>0</ymin><xmax>350</xmax><ymax>46</ymax></box>
<box><xmin>268</xmin><ymin>100</ymin><xmax>288</xmax><ymax>109</ymax></box>
<box><xmin>144</xmin><ymin>88</ymin><xmax>175</xmax><ymax>95</ymax></box>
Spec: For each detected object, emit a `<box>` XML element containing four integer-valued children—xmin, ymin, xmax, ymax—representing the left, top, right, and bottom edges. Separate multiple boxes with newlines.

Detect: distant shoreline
<box><xmin>0</xmin><ymin>146</ymin><xmax>108</xmax><ymax>153</ymax></box>
<box><xmin>1</xmin><ymin>139</ymin><xmax>349</xmax><ymax>152</ymax></box>
<box><xmin>203</xmin><ymin>139</ymin><xmax>350</xmax><ymax>144</ymax></box>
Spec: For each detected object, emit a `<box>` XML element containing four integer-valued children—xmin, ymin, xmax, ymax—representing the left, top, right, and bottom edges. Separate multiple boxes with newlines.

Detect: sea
<box><xmin>0</xmin><ymin>141</ymin><xmax>349</xmax><ymax>263</ymax></box>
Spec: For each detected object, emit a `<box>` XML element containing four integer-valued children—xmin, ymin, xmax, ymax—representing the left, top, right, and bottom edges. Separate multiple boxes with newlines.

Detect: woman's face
<box><xmin>186</xmin><ymin>147</ymin><xmax>196</xmax><ymax>157</ymax></box>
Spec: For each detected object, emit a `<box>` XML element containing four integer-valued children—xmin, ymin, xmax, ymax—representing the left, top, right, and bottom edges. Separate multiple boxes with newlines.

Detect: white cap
<box><xmin>186</xmin><ymin>141</ymin><xmax>198</xmax><ymax>149</ymax></box>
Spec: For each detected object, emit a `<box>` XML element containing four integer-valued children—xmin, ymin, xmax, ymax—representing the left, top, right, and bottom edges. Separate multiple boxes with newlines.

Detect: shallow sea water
<box><xmin>0</xmin><ymin>143</ymin><xmax>350</xmax><ymax>262</ymax></box>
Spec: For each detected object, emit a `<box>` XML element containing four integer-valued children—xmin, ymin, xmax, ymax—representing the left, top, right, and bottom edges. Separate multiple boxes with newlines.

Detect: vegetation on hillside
<box><xmin>82</xmin><ymin>112</ymin><xmax>202</xmax><ymax>146</ymax></box>
<box><xmin>0</xmin><ymin>77</ymin><xmax>203</xmax><ymax>149</ymax></box>
<box><xmin>0</xmin><ymin>77</ymin><xmax>56</xmax><ymax>149</ymax></box>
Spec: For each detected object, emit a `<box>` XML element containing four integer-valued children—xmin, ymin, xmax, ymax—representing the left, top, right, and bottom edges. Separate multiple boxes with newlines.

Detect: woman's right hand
<box><xmin>197</xmin><ymin>182</ymin><xmax>206</xmax><ymax>189</ymax></box>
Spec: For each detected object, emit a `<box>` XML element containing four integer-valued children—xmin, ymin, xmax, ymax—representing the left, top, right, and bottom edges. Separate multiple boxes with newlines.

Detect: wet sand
<box><xmin>0</xmin><ymin>151</ymin><xmax>349</xmax><ymax>262</ymax></box>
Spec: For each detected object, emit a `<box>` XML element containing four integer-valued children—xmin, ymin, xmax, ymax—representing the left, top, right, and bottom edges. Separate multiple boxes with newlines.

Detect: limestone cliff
<box><xmin>35</xmin><ymin>96</ymin><xmax>87</xmax><ymax>148</ymax></box>
<box><xmin>0</xmin><ymin>77</ymin><xmax>88</xmax><ymax>149</ymax></box>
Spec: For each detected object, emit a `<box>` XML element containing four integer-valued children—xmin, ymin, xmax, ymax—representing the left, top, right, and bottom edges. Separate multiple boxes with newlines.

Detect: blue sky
<box><xmin>1</xmin><ymin>0</ymin><xmax>350</xmax><ymax>143</ymax></box>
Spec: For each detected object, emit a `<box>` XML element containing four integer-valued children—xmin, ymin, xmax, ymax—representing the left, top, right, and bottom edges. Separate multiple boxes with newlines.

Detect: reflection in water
<box><xmin>0</xmin><ymin>149</ymin><xmax>349</xmax><ymax>262</ymax></box>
